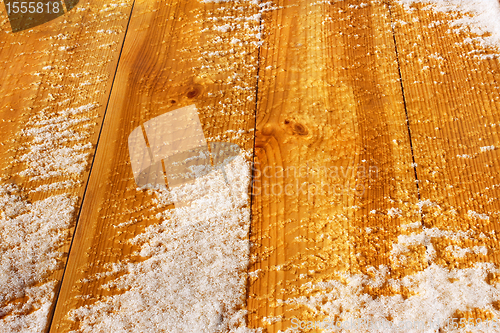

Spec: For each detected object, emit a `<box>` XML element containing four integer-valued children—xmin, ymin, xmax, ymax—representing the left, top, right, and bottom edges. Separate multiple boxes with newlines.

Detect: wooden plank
<box><xmin>0</xmin><ymin>1</ymin><xmax>133</xmax><ymax>331</ymax></box>
<box><xmin>49</xmin><ymin>0</ymin><xmax>261</xmax><ymax>331</ymax></box>
<box><xmin>247</xmin><ymin>0</ymin><xmax>421</xmax><ymax>331</ymax></box>
<box><xmin>389</xmin><ymin>0</ymin><xmax>500</xmax><ymax>324</ymax></box>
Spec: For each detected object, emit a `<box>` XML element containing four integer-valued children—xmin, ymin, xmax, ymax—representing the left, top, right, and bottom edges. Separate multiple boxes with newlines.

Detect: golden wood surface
<box><xmin>247</xmin><ymin>1</ymin><xmax>421</xmax><ymax>331</ymax></box>
<box><xmin>49</xmin><ymin>0</ymin><xmax>260</xmax><ymax>331</ymax></box>
<box><xmin>390</xmin><ymin>0</ymin><xmax>500</xmax><ymax>323</ymax></box>
<box><xmin>0</xmin><ymin>1</ymin><xmax>133</xmax><ymax>331</ymax></box>
<box><xmin>0</xmin><ymin>0</ymin><xmax>499</xmax><ymax>332</ymax></box>
<box><xmin>391</xmin><ymin>1</ymin><xmax>500</xmax><ymax>263</ymax></box>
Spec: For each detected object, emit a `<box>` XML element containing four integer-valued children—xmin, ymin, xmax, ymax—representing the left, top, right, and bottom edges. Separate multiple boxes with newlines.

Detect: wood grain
<box><xmin>0</xmin><ymin>1</ymin><xmax>133</xmax><ymax>330</ymax></box>
<box><xmin>49</xmin><ymin>0</ymin><xmax>261</xmax><ymax>331</ymax></box>
<box><xmin>247</xmin><ymin>0</ymin><xmax>421</xmax><ymax>331</ymax></box>
<box><xmin>390</xmin><ymin>0</ymin><xmax>500</xmax><ymax>323</ymax></box>
<box><xmin>2</xmin><ymin>0</ymin><xmax>499</xmax><ymax>330</ymax></box>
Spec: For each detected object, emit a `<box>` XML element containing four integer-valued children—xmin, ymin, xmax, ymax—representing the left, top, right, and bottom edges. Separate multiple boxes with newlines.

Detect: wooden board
<box><xmin>247</xmin><ymin>0</ymin><xmax>421</xmax><ymax>331</ymax></box>
<box><xmin>390</xmin><ymin>0</ymin><xmax>500</xmax><ymax>324</ymax></box>
<box><xmin>48</xmin><ymin>0</ymin><xmax>261</xmax><ymax>331</ymax></box>
<box><xmin>1</xmin><ymin>0</ymin><xmax>500</xmax><ymax>331</ymax></box>
<box><xmin>0</xmin><ymin>1</ymin><xmax>133</xmax><ymax>330</ymax></box>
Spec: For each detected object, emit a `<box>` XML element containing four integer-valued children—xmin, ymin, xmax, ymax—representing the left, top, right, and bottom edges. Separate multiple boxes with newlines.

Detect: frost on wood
<box><xmin>69</xmin><ymin>156</ymin><xmax>260</xmax><ymax>333</ymax></box>
<box><xmin>0</xmin><ymin>102</ymin><xmax>99</xmax><ymax>331</ymax></box>
<box><xmin>16</xmin><ymin>104</ymin><xmax>97</xmax><ymax>181</ymax></box>
<box><xmin>291</xmin><ymin>263</ymin><xmax>500</xmax><ymax>333</ymax></box>
<box><xmin>0</xmin><ymin>185</ymin><xmax>76</xmax><ymax>332</ymax></box>
<box><xmin>285</xmin><ymin>212</ymin><xmax>500</xmax><ymax>333</ymax></box>
<box><xmin>397</xmin><ymin>0</ymin><xmax>500</xmax><ymax>52</ymax></box>
<box><xmin>0</xmin><ymin>0</ymin><xmax>134</xmax><ymax>330</ymax></box>
<box><xmin>66</xmin><ymin>0</ymin><xmax>265</xmax><ymax>329</ymax></box>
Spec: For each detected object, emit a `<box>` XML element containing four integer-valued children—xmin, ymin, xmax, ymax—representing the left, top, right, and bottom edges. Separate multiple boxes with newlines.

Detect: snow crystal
<box><xmin>480</xmin><ymin>145</ymin><xmax>495</xmax><ymax>152</ymax></box>
<box><xmin>398</xmin><ymin>0</ymin><xmax>500</xmax><ymax>51</ymax></box>
<box><xmin>291</xmin><ymin>263</ymin><xmax>500</xmax><ymax>333</ymax></box>
<box><xmin>69</xmin><ymin>156</ymin><xmax>260</xmax><ymax>333</ymax></box>
<box><xmin>468</xmin><ymin>210</ymin><xmax>490</xmax><ymax>220</ymax></box>
<box><xmin>0</xmin><ymin>185</ymin><xmax>76</xmax><ymax>331</ymax></box>
<box><xmin>387</xmin><ymin>207</ymin><xmax>403</xmax><ymax>218</ymax></box>
<box><xmin>17</xmin><ymin>104</ymin><xmax>97</xmax><ymax>181</ymax></box>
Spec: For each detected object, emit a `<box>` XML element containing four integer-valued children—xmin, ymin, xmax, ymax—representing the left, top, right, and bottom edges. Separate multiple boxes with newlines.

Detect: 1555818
<box><xmin>5</xmin><ymin>1</ymin><xmax>61</xmax><ymax>14</ymax></box>
<box><xmin>2</xmin><ymin>0</ymin><xmax>79</xmax><ymax>32</ymax></box>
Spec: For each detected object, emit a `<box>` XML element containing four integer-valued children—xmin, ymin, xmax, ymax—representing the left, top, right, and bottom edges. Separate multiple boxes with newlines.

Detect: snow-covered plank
<box><xmin>247</xmin><ymin>0</ymin><xmax>420</xmax><ymax>331</ymax></box>
<box><xmin>391</xmin><ymin>1</ymin><xmax>500</xmax><ymax>267</ymax></box>
<box><xmin>387</xmin><ymin>0</ymin><xmax>500</xmax><ymax>325</ymax></box>
<box><xmin>49</xmin><ymin>0</ymin><xmax>261</xmax><ymax>332</ymax></box>
<box><xmin>0</xmin><ymin>1</ymin><xmax>134</xmax><ymax>332</ymax></box>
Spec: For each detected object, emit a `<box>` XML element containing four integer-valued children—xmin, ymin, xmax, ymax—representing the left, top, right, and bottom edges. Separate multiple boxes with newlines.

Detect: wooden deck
<box><xmin>1</xmin><ymin>0</ymin><xmax>499</xmax><ymax>332</ymax></box>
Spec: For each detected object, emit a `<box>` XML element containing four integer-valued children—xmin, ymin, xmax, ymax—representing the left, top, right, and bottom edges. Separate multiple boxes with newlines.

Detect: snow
<box><xmin>16</xmin><ymin>104</ymin><xmax>96</xmax><ymax>181</ymax></box>
<box><xmin>387</xmin><ymin>207</ymin><xmax>403</xmax><ymax>218</ymax></box>
<box><xmin>468</xmin><ymin>210</ymin><xmax>490</xmax><ymax>220</ymax></box>
<box><xmin>480</xmin><ymin>145</ymin><xmax>496</xmax><ymax>152</ymax></box>
<box><xmin>286</xmin><ymin>219</ymin><xmax>499</xmax><ymax>332</ymax></box>
<box><xmin>2</xmin><ymin>0</ymin><xmax>499</xmax><ymax>331</ymax></box>
<box><xmin>1</xmin><ymin>101</ymin><xmax>98</xmax><ymax>330</ymax></box>
<box><xmin>68</xmin><ymin>156</ymin><xmax>260</xmax><ymax>333</ymax></box>
<box><xmin>0</xmin><ymin>0</ymin><xmax>138</xmax><ymax>331</ymax></box>
<box><xmin>291</xmin><ymin>263</ymin><xmax>500</xmax><ymax>333</ymax></box>
<box><xmin>397</xmin><ymin>0</ymin><xmax>500</xmax><ymax>51</ymax></box>
<box><xmin>0</xmin><ymin>185</ymin><xmax>76</xmax><ymax>332</ymax></box>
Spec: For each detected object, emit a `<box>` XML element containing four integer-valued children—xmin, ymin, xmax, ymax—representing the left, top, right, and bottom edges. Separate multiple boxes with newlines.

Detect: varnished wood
<box><xmin>49</xmin><ymin>0</ymin><xmax>261</xmax><ymax>331</ymax></box>
<box><xmin>1</xmin><ymin>0</ymin><xmax>500</xmax><ymax>331</ymax></box>
<box><xmin>247</xmin><ymin>1</ymin><xmax>420</xmax><ymax>331</ymax></box>
<box><xmin>390</xmin><ymin>0</ymin><xmax>500</xmax><ymax>324</ymax></box>
<box><xmin>0</xmin><ymin>1</ymin><xmax>133</xmax><ymax>331</ymax></box>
